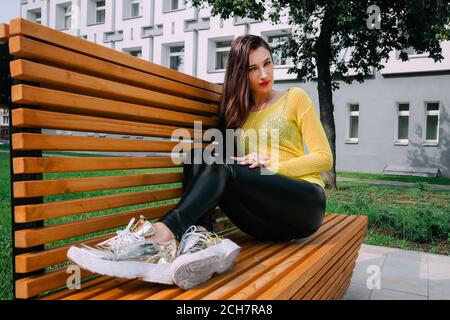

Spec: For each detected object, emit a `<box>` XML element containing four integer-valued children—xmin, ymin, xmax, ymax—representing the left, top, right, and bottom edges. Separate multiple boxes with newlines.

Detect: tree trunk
<box><xmin>316</xmin><ymin>10</ymin><xmax>337</xmax><ymax>190</ymax></box>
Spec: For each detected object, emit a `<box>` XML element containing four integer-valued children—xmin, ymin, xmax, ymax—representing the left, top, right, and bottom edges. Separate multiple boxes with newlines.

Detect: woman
<box><xmin>69</xmin><ymin>35</ymin><xmax>333</xmax><ymax>290</ymax></box>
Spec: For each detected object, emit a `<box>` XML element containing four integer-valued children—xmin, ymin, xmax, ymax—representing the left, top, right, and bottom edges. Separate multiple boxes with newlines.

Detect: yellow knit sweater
<box><xmin>237</xmin><ymin>87</ymin><xmax>333</xmax><ymax>189</ymax></box>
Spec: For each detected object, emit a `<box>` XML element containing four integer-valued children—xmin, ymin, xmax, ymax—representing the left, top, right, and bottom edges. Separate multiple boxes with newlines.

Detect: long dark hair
<box><xmin>218</xmin><ymin>35</ymin><xmax>273</xmax><ymax>132</ymax></box>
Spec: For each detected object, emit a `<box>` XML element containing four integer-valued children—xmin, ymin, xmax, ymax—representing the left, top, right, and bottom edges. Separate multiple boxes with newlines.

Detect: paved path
<box><xmin>342</xmin><ymin>244</ymin><xmax>450</xmax><ymax>300</ymax></box>
<box><xmin>337</xmin><ymin>177</ymin><xmax>450</xmax><ymax>190</ymax></box>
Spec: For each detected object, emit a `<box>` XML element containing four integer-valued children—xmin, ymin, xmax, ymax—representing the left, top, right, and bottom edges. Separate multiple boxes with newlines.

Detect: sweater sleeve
<box><xmin>268</xmin><ymin>91</ymin><xmax>333</xmax><ymax>177</ymax></box>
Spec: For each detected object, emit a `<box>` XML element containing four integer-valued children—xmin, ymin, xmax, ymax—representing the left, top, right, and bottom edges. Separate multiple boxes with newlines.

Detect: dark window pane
<box><xmin>398</xmin><ymin>103</ymin><xmax>409</xmax><ymax>111</ymax></box>
<box><xmin>426</xmin><ymin>115</ymin><xmax>438</xmax><ymax>140</ymax></box>
<box><xmin>427</xmin><ymin>103</ymin><xmax>439</xmax><ymax>111</ymax></box>
<box><xmin>350</xmin><ymin>104</ymin><xmax>359</xmax><ymax>112</ymax></box>
<box><xmin>350</xmin><ymin>116</ymin><xmax>359</xmax><ymax>138</ymax></box>
<box><xmin>398</xmin><ymin>116</ymin><xmax>409</xmax><ymax>140</ymax></box>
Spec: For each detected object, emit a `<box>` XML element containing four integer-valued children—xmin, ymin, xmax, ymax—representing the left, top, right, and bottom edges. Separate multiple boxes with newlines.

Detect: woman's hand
<box><xmin>230</xmin><ymin>152</ymin><xmax>271</xmax><ymax>169</ymax></box>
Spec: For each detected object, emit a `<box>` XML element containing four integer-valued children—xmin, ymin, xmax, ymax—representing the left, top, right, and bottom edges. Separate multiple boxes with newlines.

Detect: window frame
<box><xmin>168</xmin><ymin>45</ymin><xmax>185</xmax><ymax>72</ymax></box>
<box><xmin>394</xmin><ymin>102</ymin><xmax>410</xmax><ymax>146</ymax></box>
<box><xmin>345</xmin><ymin>103</ymin><xmax>360</xmax><ymax>144</ymax></box>
<box><xmin>267</xmin><ymin>33</ymin><xmax>292</xmax><ymax>67</ymax></box>
<box><xmin>95</xmin><ymin>0</ymin><xmax>106</xmax><ymax>24</ymax></box>
<box><xmin>423</xmin><ymin>101</ymin><xmax>440</xmax><ymax>146</ymax></box>
<box><xmin>214</xmin><ymin>40</ymin><xmax>232</xmax><ymax>71</ymax></box>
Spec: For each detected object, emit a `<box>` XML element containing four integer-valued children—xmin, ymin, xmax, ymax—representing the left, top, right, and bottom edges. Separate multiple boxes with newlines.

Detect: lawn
<box><xmin>0</xmin><ymin>151</ymin><xmax>449</xmax><ymax>300</ymax></box>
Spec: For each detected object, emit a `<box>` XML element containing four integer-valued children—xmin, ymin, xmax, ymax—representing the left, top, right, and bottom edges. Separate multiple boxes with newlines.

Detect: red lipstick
<box><xmin>259</xmin><ymin>81</ymin><xmax>270</xmax><ymax>87</ymax></box>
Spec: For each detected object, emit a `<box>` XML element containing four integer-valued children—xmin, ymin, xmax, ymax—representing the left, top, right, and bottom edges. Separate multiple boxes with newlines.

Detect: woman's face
<box><xmin>247</xmin><ymin>46</ymin><xmax>274</xmax><ymax>95</ymax></box>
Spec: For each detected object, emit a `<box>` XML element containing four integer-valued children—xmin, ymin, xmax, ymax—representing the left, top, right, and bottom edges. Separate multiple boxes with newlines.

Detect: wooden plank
<box><xmin>10</xmin><ymin>59</ymin><xmax>217</xmax><ymax>115</ymax></box>
<box><xmin>12</xmin><ymin>133</ymin><xmax>203</xmax><ymax>152</ymax></box>
<box><xmin>38</xmin><ymin>276</ymin><xmax>110</xmax><ymax>300</ymax></box>
<box><xmin>14</xmin><ymin>172</ymin><xmax>183</xmax><ymax>197</ymax></box>
<box><xmin>12</xmin><ymin>108</ymin><xmax>214</xmax><ymax>140</ymax></box>
<box><xmin>9</xmin><ymin>35</ymin><xmax>221</xmax><ymax>103</ymax></box>
<box><xmin>197</xmin><ymin>215</ymin><xmax>345</xmax><ymax>300</ymax></box>
<box><xmin>61</xmin><ymin>278</ymin><xmax>133</xmax><ymax>300</ymax></box>
<box><xmin>299</xmin><ymin>232</ymin><xmax>363</xmax><ymax>299</ymax></box>
<box><xmin>15</xmin><ymin>203</ymin><xmax>177</xmax><ymax>249</ymax></box>
<box><xmin>14</xmin><ymin>187</ymin><xmax>182</xmax><ymax>225</ymax></box>
<box><xmin>222</xmin><ymin>215</ymin><xmax>359</xmax><ymax>300</ymax></box>
<box><xmin>16</xmin><ymin>266</ymin><xmax>96</xmax><ymax>299</ymax></box>
<box><xmin>8</xmin><ymin>18</ymin><xmax>222</xmax><ymax>94</ymax></box>
<box><xmin>0</xmin><ymin>24</ymin><xmax>9</xmax><ymax>43</ymax></box>
<box><xmin>314</xmin><ymin>251</ymin><xmax>357</xmax><ymax>300</ymax></box>
<box><xmin>291</xmin><ymin>230</ymin><xmax>364</xmax><ymax>299</ymax></box>
<box><xmin>13</xmin><ymin>156</ymin><xmax>183</xmax><ymax>174</ymax></box>
<box><xmin>332</xmin><ymin>270</ymin><xmax>354</xmax><ymax>300</ymax></box>
<box><xmin>11</xmin><ymin>85</ymin><xmax>219</xmax><ymax>128</ymax></box>
<box><xmin>255</xmin><ymin>215</ymin><xmax>367</xmax><ymax>300</ymax></box>
<box><xmin>90</xmin><ymin>281</ymin><xmax>149</xmax><ymax>300</ymax></box>
<box><xmin>15</xmin><ymin>204</ymin><xmax>178</xmax><ymax>273</ymax></box>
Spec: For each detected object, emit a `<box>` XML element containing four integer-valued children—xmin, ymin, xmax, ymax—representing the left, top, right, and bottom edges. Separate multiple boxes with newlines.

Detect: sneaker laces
<box><xmin>83</xmin><ymin>216</ymin><xmax>151</xmax><ymax>257</ymax></box>
<box><xmin>177</xmin><ymin>225</ymin><xmax>223</xmax><ymax>257</ymax></box>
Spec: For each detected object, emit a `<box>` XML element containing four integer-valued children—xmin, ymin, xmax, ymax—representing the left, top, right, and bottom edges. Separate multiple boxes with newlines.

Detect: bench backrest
<box><xmin>2</xmin><ymin>18</ymin><xmax>228</xmax><ymax>299</ymax></box>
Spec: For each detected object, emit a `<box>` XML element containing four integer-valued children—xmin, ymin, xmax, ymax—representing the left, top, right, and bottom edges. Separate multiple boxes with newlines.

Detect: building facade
<box><xmin>20</xmin><ymin>0</ymin><xmax>450</xmax><ymax>177</ymax></box>
<box><xmin>0</xmin><ymin>108</ymin><xmax>9</xmax><ymax>141</ymax></box>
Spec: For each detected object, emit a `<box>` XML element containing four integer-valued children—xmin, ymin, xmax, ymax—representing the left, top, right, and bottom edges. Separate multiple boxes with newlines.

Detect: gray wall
<box><xmin>275</xmin><ymin>72</ymin><xmax>450</xmax><ymax>178</ymax></box>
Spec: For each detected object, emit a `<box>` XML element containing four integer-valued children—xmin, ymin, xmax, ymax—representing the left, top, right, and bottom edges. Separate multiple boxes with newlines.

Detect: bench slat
<box><xmin>10</xmin><ymin>59</ymin><xmax>217</xmax><ymax>115</ymax></box>
<box><xmin>292</xmin><ymin>229</ymin><xmax>363</xmax><ymax>299</ymax></box>
<box><xmin>9</xmin><ymin>18</ymin><xmax>222</xmax><ymax>94</ymax></box>
<box><xmin>14</xmin><ymin>172</ymin><xmax>183</xmax><ymax>197</ymax></box>
<box><xmin>301</xmin><ymin>233</ymin><xmax>362</xmax><ymax>299</ymax></box>
<box><xmin>12</xmin><ymin>108</ymin><xmax>215</xmax><ymax>140</ymax></box>
<box><xmin>255</xmin><ymin>215</ymin><xmax>367</xmax><ymax>300</ymax></box>
<box><xmin>0</xmin><ymin>23</ymin><xmax>8</xmax><ymax>43</ymax></box>
<box><xmin>12</xmin><ymin>85</ymin><xmax>218</xmax><ymax>128</ymax></box>
<box><xmin>14</xmin><ymin>187</ymin><xmax>182</xmax><ymax>224</ymax></box>
<box><xmin>13</xmin><ymin>156</ymin><xmax>182</xmax><ymax>174</ymax></box>
<box><xmin>12</xmin><ymin>133</ymin><xmax>200</xmax><ymax>152</ymax></box>
<box><xmin>15</xmin><ymin>203</ymin><xmax>177</xmax><ymax>250</ymax></box>
<box><xmin>9</xmin><ymin>36</ymin><xmax>221</xmax><ymax>103</ymax></box>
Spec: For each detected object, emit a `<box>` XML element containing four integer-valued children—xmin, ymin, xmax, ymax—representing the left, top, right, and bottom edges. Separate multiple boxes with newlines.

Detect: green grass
<box><xmin>0</xmin><ymin>152</ymin><xmax>449</xmax><ymax>300</ymax></box>
<box><xmin>337</xmin><ymin>171</ymin><xmax>450</xmax><ymax>185</ymax></box>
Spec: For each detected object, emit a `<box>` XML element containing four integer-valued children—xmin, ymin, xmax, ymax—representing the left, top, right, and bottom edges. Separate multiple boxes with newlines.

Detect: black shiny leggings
<box><xmin>159</xmin><ymin>149</ymin><xmax>326</xmax><ymax>241</ymax></box>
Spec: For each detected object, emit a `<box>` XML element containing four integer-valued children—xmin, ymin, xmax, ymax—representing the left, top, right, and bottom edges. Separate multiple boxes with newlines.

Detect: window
<box><xmin>3</xmin><ymin>116</ymin><xmax>8</xmax><ymax>124</ymax></box>
<box><xmin>64</xmin><ymin>4</ymin><xmax>72</xmax><ymax>29</ymax></box>
<box><xmin>123</xmin><ymin>47</ymin><xmax>142</xmax><ymax>58</ymax></box>
<box><xmin>129</xmin><ymin>49</ymin><xmax>142</xmax><ymax>57</ymax></box>
<box><xmin>169</xmin><ymin>46</ymin><xmax>184</xmax><ymax>72</ymax></box>
<box><xmin>122</xmin><ymin>47</ymin><xmax>142</xmax><ymax>58</ymax></box>
<box><xmin>96</xmin><ymin>0</ymin><xmax>106</xmax><ymax>24</ymax></box>
<box><xmin>131</xmin><ymin>0</ymin><xmax>141</xmax><ymax>17</ymax></box>
<box><xmin>424</xmin><ymin>102</ymin><xmax>440</xmax><ymax>144</ymax></box>
<box><xmin>346</xmin><ymin>104</ymin><xmax>359</xmax><ymax>143</ymax></box>
<box><xmin>215</xmin><ymin>40</ymin><xmax>232</xmax><ymax>70</ymax></box>
<box><xmin>27</xmin><ymin>8</ymin><xmax>42</xmax><ymax>24</ymax></box>
<box><xmin>56</xmin><ymin>3</ymin><xmax>72</xmax><ymax>30</ymax></box>
<box><xmin>267</xmin><ymin>34</ymin><xmax>291</xmax><ymax>66</ymax></box>
<box><xmin>396</xmin><ymin>103</ymin><xmax>409</xmax><ymax>145</ymax></box>
<box><xmin>163</xmin><ymin>0</ymin><xmax>186</xmax><ymax>13</ymax></box>
<box><xmin>124</xmin><ymin>0</ymin><xmax>142</xmax><ymax>19</ymax></box>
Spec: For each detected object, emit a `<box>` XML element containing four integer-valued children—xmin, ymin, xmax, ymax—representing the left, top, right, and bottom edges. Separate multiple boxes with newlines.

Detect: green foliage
<box><xmin>190</xmin><ymin>0</ymin><xmax>450</xmax><ymax>89</ymax></box>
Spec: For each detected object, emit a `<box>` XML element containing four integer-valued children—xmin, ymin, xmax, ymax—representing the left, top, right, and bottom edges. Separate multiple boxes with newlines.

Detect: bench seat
<box><xmin>38</xmin><ymin>214</ymin><xmax>367</xmax><ymax>300</ymax></box>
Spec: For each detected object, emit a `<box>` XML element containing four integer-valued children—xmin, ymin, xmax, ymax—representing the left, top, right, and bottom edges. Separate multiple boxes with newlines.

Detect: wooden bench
<box><xmin>383</xmin><ymin>165</ymin><xmax>441</xmax><ymax>178</ymax></box>
<box><xmin>1</xmin><ymin>18</ymin><xmax>368</xmax><ymax>300</ymax></box>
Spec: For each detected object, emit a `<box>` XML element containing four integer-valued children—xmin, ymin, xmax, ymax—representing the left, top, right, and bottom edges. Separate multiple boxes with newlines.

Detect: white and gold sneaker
<box><xmin>170</xmin><ymin>226</ymin><xmax>241</xmax><ymax>290</ymax></box>
<box><xmin>67</xmin><ymin>216</ymin><xmax>177</xmax><ymax>285</ymax></box>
